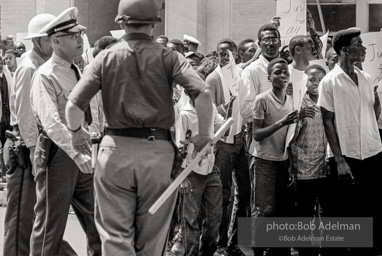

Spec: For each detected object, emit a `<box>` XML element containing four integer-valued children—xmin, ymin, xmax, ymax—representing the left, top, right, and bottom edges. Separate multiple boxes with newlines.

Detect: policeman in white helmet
<box><xmin>2</xmin><ymin>13</ymin><xmax>62</xmax><ymax>256</ymax></box>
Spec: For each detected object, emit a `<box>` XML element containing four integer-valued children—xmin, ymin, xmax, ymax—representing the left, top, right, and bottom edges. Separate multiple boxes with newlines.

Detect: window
<box><xmin>369</xmin><ymin>4</ymin><xmax>382</xmax><ymax>31</ymax></box>
<box><xmin>307</xmin><ymin>3</ymin><xmax>356</xmax><ymax>33</ymax></box>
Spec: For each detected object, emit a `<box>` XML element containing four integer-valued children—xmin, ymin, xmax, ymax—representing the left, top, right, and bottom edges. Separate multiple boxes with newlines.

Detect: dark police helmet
<box><xmin>115</xmin><ymin>0</ymin><xmax>161</xmax><ymax>25</ymax></box>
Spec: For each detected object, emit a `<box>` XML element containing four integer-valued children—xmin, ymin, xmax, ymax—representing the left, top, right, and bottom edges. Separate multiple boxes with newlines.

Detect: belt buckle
<box><xmin>148</xmin><ymin>135</ymin><xmax>156</xmax><ymax>141</ymax></box>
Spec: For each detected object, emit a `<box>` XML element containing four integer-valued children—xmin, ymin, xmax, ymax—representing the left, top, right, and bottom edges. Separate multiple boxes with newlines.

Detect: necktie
<box><xmin>70</xmin><ymin>64</ymin><xmax>92</xmax><ymax>125</ymax></box>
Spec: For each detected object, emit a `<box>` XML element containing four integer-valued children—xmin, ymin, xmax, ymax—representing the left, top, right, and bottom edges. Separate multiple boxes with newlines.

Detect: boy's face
<box><xmin>241</xmin><ymin>41</ymin><xmax>257</xmax><ymax>63</ymax></box>
<box><xmin>218</xmin><ymin>42</ymin><xmax>237</xmax><ymax>67</ymax></box>
<box><xmin>268</xmin><ymin>62</ymin><xmax>290</xmax><ymax>89</ymax></box>
<box><xmin>306</xmin><ymin>68</ymin><xmax>325</xmax><ymax>96</ymax></box>
<box><xmin>326</xmin><ymin>50</ymin><xmax>338</xmax><ymax>71</ymax></box>
<box><xmin>300</xmin><ymin>38</ymin><xmax>317</xmax><ymax>61</ymax></box>
<box><xmin>4</xmin><ymin>53</ymin><xmax>16</xmax><ymax>70</ymax></box>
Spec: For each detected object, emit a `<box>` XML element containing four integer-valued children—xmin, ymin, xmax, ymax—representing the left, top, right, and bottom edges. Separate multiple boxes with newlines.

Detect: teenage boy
<box><xmin>290</xmin><ymin>64</ymin><xmax>329</xmax><ymax>256</ymax></box>
<box><xmin>251</xmin><ymin>58</ymin><xmax>315</xmax><ymax>256</ymax></box>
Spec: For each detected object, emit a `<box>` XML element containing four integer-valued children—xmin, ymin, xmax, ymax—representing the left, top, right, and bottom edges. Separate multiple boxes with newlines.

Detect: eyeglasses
<box><xmin>261</xmin><ymin>37</ymin><xmax>280</xmax><ymax>45</ymax></box>
<box><xmin>55</xmin><ymin>31</ymin><xmax>85</xmax><ymax>39</ymax></box>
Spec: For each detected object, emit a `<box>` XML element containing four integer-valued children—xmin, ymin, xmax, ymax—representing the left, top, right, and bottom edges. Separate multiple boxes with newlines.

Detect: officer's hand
<box><xmin>74</xmin><ymin>153</ymin><xmax>93</xmax><ymax>174</ymax></box>
<box><xmin>71</xmin><ymin>127</ymin><xmax>91</xmax><ymax>155</ymax></box>
<box><xmin>191</xmin><ymin>134</ymin><xmax>211</xmax><ymax>152</ymax></box>
<box><xmin>179</xmin><ymin>178</ymin><xmax>192</xmax><ymax>195</ymax></box>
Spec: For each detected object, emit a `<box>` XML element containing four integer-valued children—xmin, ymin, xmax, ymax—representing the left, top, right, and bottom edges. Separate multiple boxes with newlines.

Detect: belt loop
<box><xmin>148</xmin><ymin>135</ymin><xmax>156</xmax><ymax>141</ymax></box>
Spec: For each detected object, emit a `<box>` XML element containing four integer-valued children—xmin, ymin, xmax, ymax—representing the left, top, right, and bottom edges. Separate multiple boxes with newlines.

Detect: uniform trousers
<box><xmin>30</xmin><ymin>146</ymin><xmax>101</xmax><ymax>256</ymax></box>
<box><xmin>94</xmin><ymin>135</ymin><xmax>178</xmax><ymax>256</ymax></box>
<box><xmin>3</xmin><ymin>138</ymin><xmax>35</xmax><ymax>255</ymax></box>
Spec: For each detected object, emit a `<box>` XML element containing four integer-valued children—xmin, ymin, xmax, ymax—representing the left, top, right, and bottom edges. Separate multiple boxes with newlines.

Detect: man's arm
<box><xmin>193</xmin><ymin>88</ymin><xmax>213</xmax><ymax>151</ymax></box>
<box><xmin>15</xmin><ymin>66</ymin><xmax>39</xmax><ymax>148</ymax></box>
<box><xmin>321</xmin><ymin>107</ymin><xmax>353</xmax><ymax>182</ymax></box>
<box><xmin>252</xmin><ymin>110</ymin><xmax>298</xmax><ymax>141</ymax></box>
<box><xmin>239</xmin><ymin>68</ymin><xmax>258</xmax><ymax>122</ymax></box>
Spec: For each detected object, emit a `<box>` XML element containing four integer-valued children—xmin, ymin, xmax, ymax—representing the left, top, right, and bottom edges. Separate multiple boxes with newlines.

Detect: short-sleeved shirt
<box><xmin>69</xmin><ymin>33</ymin><xmax>206</xmax><ymax>129</ymax></box>
<box><xmin>318</xmin><ymin>64</ymin><xmax>382</xmax><ymax>160</ymax></box>
<box><xmin>253</xmin><ymin>89</ymin><xmax>293</xmax><ymax>161</ymax></box>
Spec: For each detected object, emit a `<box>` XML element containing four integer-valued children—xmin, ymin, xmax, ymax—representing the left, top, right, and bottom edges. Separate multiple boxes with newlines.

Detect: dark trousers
<box><xmin>3</xmin><ymin>139</ymin><xmax>35</xmax><ymax>255</ymax></box>
<box><xmin>30</xmin><ymin>147</ymin><xmax>101</xmax><ymax>256</ymax></box>
<box><xmin>295</xmin><ymin>178</ymin><xmax>330</xmax><ymax>256</ymax></box>
<box><xmin>183</xmin><ymin>170</ymin><xmax>222</xmax><ymax>256</ymax></box>
<box><xmin>251</xmin><ymin>157</ymin><xmax>290</xmax><ymax>256</ymax></box>
<box><xmin>323</xmin><ymin>153</ymin><xmax>382</xmax><ymax>256</ymax></box>
<box><xmin>215</xmin><ymin>133</ymin><xmax>251</xmax><ymax>250</ymax></box>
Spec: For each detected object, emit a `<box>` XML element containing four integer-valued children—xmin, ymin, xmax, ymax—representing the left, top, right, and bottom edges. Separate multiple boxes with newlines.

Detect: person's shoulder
<box><xmin>205</xmin><ymin>69</ymin><xmax>220</xmax><ymax>83</ymax></box>
<box><xmin>255</xmin><ymin>89</ymin><xmax>271</xmax><ymax>101</ymax></box>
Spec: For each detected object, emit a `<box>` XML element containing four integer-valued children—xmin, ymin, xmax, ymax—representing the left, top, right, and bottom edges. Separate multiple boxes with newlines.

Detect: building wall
<box><xmin>0</xmin><ymin>0</ymin><xmax>36</xmax><ymax>37</ymax></box>
<box><xmin>231</xmin><ymin>0</ymin><xmax>277</xmax><ymax>43</ymax></box>
<box><xmin>0</xmin><ymin>0</ymin><xmax>71</xmax><ymax>49</ymax></box>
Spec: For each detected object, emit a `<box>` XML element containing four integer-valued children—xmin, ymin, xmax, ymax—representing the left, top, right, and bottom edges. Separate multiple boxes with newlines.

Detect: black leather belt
<box><xmin>105</xmin><ymin>127</ymin><xmax>171</xmax><ymax>141</ymax></box>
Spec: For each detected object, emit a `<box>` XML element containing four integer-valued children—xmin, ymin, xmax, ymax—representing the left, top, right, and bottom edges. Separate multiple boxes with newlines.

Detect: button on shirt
<box><xmin>30</xmin><ymin>53</ymin><xmax>80</xmax><ymax>159</ymax></box>
<box><xmin>69</xmin><ymin>33</ymin><xmax>205</xmax><ymax>129</ymax></box>
<box><xmin>318</xmin><ymin>64</ymin><xmax>382</xmax><ymax>160</ymax></box>
<box><xmin>239</xmin><ymin>55</ymin><xmax>272</xmax><ymax>122</ymax></box>
<box><xmin>15</xmin><ymin>50</ymin><xmax>46</xmax><ymax>147</ymax></box>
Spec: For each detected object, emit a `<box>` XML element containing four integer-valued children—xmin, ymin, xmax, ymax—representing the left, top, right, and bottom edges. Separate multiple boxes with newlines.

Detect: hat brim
<box><xmin>23</xmin><ymin>33</ymin><xmax>48</xmax><ymax>40</ymax></box>
<box><xmin>66</xmin><ymin>24</ymin><xmax>87</xmax><ymax>33</ymax></box>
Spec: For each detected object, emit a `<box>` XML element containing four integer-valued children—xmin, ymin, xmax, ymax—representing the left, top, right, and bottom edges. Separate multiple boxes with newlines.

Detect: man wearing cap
<box><xmin>318</xmin><ymin>28</ymin><xmax>382</xmax><ymax>256</ymax></box>
<box><xmin>184</xmin><ymin>34</ymin><xmax>201</xmax><ymax>53</ymax></box>
<box><xmin>65</xmin><ymin>0</ymin><xmax>213</xmax><ymax>254</ymax></box>
<box><xmin>4</xmin><ymin>12</ymin><xmax>77</xmax><ymax>256</ymax></box>
<box><xmin>167</xmin><ymin>38</ymin><xmax>185</xmax><ymax>55</ymax></box>
<box><xmin>29</xmin><ymin>7</ymin><xmax>101</xmax><ymax>256</ymax></box>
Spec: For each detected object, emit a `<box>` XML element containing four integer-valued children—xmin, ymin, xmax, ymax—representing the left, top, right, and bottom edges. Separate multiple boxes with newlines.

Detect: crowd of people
<box><xmin>1</xmin><ymin>0</ymin><xmax>382</xmax><ymax>256</ymax></box>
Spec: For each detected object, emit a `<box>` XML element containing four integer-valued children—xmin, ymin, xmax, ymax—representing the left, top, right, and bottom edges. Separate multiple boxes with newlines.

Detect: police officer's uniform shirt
<box><xmin>30</xmin><ymin>53</ymin><xmax>80</xmax><ymax>159</ymax></box>
<box><xmin>15</xmin><ymin>49</ymin><xmax>45</xmax><ymax>147</ymax></box>
<box><xmin>69</xmin><ymin>33</ymin><xmax>206</xmax><ymax>129</ymax></box>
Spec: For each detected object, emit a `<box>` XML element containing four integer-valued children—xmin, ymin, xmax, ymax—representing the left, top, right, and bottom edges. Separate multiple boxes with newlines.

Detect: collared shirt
<box><xmin>239</xmin><ymin>55</ymin><xmax>272</xmax><ymax>123</ymax></box>
<box><xmin>15</xmin><ymin>49</ymin><xmax>46</xmax><ymax>147</ymax></box>
<box><xmin>206</xmin><ymin>67</ymin><xmax>243</xmax><ymax>144</ymax></box>
<box><xmin>177</xmin><ymin>102</ymin><xmax>224</xmax><ymax>175</ymax></box>
<box><xmin>318</xmin><ymin>64</ymin><xmax>382</xmax><ymax>160</ymax></box>
<box><xmin>291</xmin><ymin>94</ymin><xmax>327</xmax><ymax>180</ymax></box>
<box><xmin>31</xmin><ymin>53</ymin><xmax>80</xmax><ymax>159</ymax></box>
<box><xmin>253</xmin><ymin>89</ymin><xmax>293</xmax><ymax>161</ymax></box>
<box><xmin>69</xmin><ymin>33</ymin><xmax>205</xmax><ymax>129</ymax></box>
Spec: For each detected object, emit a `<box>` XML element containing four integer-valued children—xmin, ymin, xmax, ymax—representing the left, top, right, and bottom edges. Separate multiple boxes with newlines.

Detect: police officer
<box><xmin>65</xmin><ymin>0</ymin><xmax>213</xmax><ymax>254</ymax></box>
<box><xmin>29</xmin><ymin>7</ymin><xmax>101</xmax><ymax>256</ymax></box>
<box><xmin>3</xmin><ymin>13</ymin><xmax>55</xmax><ymax>256</ymax></box>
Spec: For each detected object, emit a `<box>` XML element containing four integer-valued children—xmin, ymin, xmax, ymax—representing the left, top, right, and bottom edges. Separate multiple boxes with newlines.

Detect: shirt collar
<box><xmin>259</xmin><ymin>55</ymin><xmax>270</xmax><ymax>66</ymax></box>
<box><xmin>122</xmin><ymin>33</ymin><xmax>152</xmax><ymax>41</ymax></box>
<box><xmin>51</xmin><ymin>52</ymin><xmax>72</xmax><ymax>71</ymax></box>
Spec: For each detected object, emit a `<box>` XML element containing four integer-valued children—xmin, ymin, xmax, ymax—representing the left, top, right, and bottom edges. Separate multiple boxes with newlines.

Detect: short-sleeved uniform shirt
<box><xmin>69</xmin><ymin>33</ymin><xmax>206</xmax><ymax>129</ymax></box>
<box><xmin>318</xmin><ymin>64</ymin><xmax>382</xmax><ymax>160</ymax></box>
<box><xmin>253</xmin><ymin>89</ymin><xmax>293</xmax><ymax>161</ymax></box>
